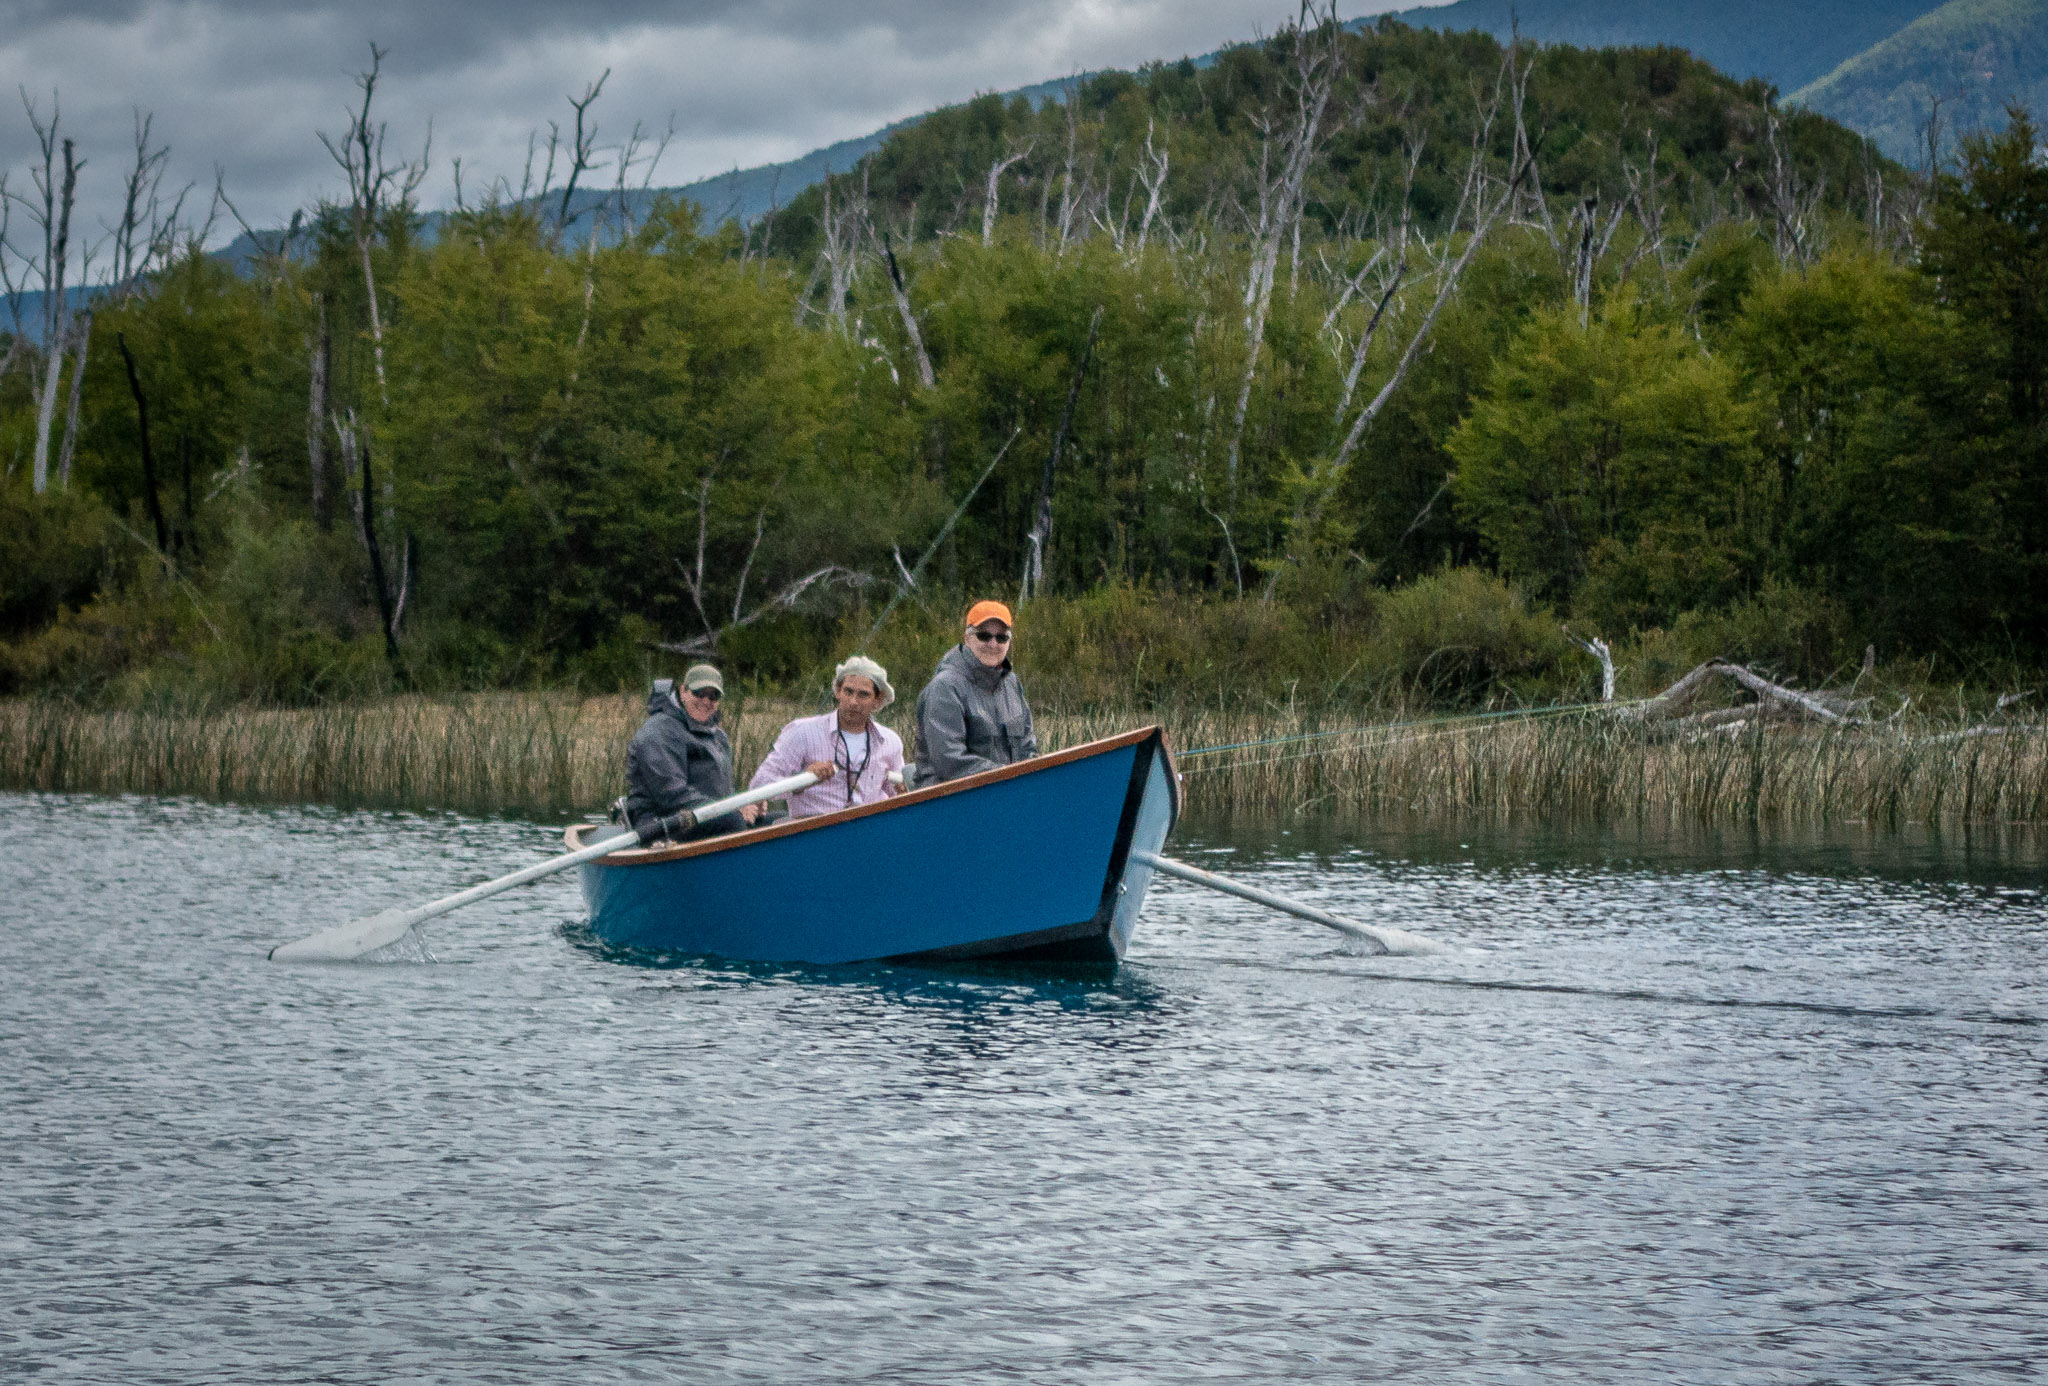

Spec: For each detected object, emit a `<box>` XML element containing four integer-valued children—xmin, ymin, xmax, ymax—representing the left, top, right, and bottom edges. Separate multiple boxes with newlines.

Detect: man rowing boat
<box><xmin>623</xmin><ymin>664</ymin><xmax>749</xmax><ymax>842</ymax></box>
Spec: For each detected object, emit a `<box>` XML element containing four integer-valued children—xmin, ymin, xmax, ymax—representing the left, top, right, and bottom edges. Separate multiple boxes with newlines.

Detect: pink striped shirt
<box><xmin>748</xmin><ymin>711</ymin><xmax>905</xmax><ymax>819</ymax></box>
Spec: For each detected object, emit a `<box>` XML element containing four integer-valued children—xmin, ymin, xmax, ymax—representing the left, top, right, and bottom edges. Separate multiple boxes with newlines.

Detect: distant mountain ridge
<box><xmin>659</xmin><ymin>0</ymin><xmax>1970</xmax><ymax>238</ymax></box>
<box><xmin>1791</xmin><ymin>0</ymin><xmax>2048</xmax><ymax>162</ymax></box>
<box><xmin>1385</xmin><ymin>0</ymin><xmax>1950</xmax><ymax>93</ymax></box>
<box><xmin>34</xmin><ymin>0</ymin><xmax>2026</xmax><ymax>305</ymax></box>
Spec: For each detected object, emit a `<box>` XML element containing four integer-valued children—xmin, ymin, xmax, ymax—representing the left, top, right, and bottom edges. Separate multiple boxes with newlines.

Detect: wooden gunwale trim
<box><xmin>567</xmin><ymin>725</ymin><xmax>1165</xmax><ymax>867</ymax></box>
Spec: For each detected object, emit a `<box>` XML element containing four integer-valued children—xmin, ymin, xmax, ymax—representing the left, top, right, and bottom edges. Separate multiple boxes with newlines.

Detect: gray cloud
<box><xmin>0</xmin><ymin>0</ymin><xmax>1426</xmax><ymax>248</ymax></box>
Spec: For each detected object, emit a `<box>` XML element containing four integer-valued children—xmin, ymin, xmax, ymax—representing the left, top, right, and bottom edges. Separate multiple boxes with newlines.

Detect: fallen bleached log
<box><xmin>1621</xmin><ymin>659</ymin><xmax>1871</xmax><ymax>733</ymax></box>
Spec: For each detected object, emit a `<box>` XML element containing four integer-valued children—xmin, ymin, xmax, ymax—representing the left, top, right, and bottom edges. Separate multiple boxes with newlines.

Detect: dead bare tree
<box><xmin>609</xmin><ymin>111</ymin><xmax>677</xmax><ymax>237</ymax></box>
<box><xmin>316</xmin><ymin>47</ymin><xmax>427</xmax><ymax>651</ymax></box>
<box><xmin>317</xmin><ymin>44</ymin><xmax>430</xmax><ymax>407</ymax></box>
<box><xmin>331</xmin><ymin>409</ymin><xmax>402</xmax><ymax>665</ymax></box>
<box><xmin>54</xmin><ymin>306</ymin><xmax>89</xmax><ymax>488</ymax></box>
<box><xmin>1266</xmin><ymin>39</ymin><xmax>1536</xmax><ymax>599</ymax></box>
<box><xmin>1021</xmin><ymin>305</ymin><xmax>1102</xmax><ymax>602</ymax></box>
<box><xmin>665</xmin><ymin>471</ymin><xmax>870</xmax><ymax>655</ymax></box>
<box><xmin>109</xmin><ymin>110</ymin><xmax>187</xmax><ymax>289</ymax></box>
<box><xmin>307</xmin><ymin>294</ymin><xmax>331</xmax><ymax>527</ymax></box>
<box><xmin>11</xmin><ymin>92</ymin><xmax>84</xmax><ymax>493</ymax></box>
<box><xmin>1618</xmin><ymin>127</ymin><xmax>1671</xmax><ymax>279</ymax></box>
<box><xmin>554</xmin><ymin>70</ymin><xmax>609</xmax><ymax>233</ymax></box>
<box><xmin>1626</xmin><ymin>659</ymin><xmax>1872</xmax><ymax>734</ymax></box>
<box><xmin>1573</xmin><ymin>635</ymin><xmax>1615</xmax><ymax>702</ymax></box>
<box><xmin>1568</xmin><ymin>193</ymin><xmax>1626</xmax><ymax>323</ymax></box>
<box><xmin>876</xmin><ymin>224</ymin><xmax>935</xmax><ymax>389</ymax></box>
<box><xmin>1764</xmin><ymin>107</ymin><xmax>1824</xmax><ymax>266</ymax></box>
<box><xmin>1327</xmin><ymin>140</ymin><xmax>1420</xmax><ymax>423</ymax></box>
<box><xmin>982</xmin><ymin>141</ymin><xmax>1033</xmax><ymax>247</ymax></box>
<box><xmin>1053</xmin><ymin>80</ymin><xmax>1084</xmax><ymax>252</ymax></box>
<box><xmin>1223</xmin><ymin>3</ymin><xmax>1343</xmax><ymax>508</ymax></box>
<box><xmin>1132</xmin><ymin>119</ymin><xmax>1171</xmax><ymax>257</ymax></box>
<box><xmin>812</xmin><ymin>172</ymin><xmax>865</xmax><ymax>329</ymax></box>
<box><xmin>115</xmin><ymin>332</ymin><xmax>170</xmax><ymax>554</ymax></box>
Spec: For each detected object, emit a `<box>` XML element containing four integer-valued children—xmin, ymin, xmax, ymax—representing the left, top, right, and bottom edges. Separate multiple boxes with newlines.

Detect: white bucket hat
<box><xmin>832</xmin><ymin>654</ymin><xmax>894</xmax><ymax>709</ymax></box>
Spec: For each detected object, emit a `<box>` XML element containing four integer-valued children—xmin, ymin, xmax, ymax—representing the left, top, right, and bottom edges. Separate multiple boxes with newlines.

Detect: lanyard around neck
<box><xmin>834</xmin><ymin>726</ymin><xmax>872</xmax><ymax>805</ymax></box>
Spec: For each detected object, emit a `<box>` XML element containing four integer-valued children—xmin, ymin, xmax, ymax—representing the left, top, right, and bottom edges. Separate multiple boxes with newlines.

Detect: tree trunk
<box><xmin>1021</xmin><ymin>306</ymin><xmax>1102</xmax><ymax>602</ymax></box>
<box><xmin>983</xmin><ymin>150</ymin><xmax>1029</xmax><ymax>247</ymax></box>
<box><xmin>31</xmin><ymin>138</ymin><xmax>79</xmax><ymax>495</ymax></box>
<box><xmin>116</xmin><ymin>333</ymin><xmax>170</xmax><ymax>555</ymax></box>
<box><xmin>358</xmin><ymin>235</ymin><xmax>390</xmax><ymax>406</ymax></box>
<box><xmin>307</xmin><ymin>295</ymin><xmax>330</xmax><ymax>528</ymax></box>
<box><xmin>879</xmin><ymin>232</ymin><xmax>936</xmax><ymax>390</ymax></box>
<box><xmin>32</xmin><ymin>328</ymin><xmax>64</xmax><ymax>495</ymax></box>
<box><xmin>355</xmin><ymin>429</ymin><xmax>402</xmax><ymax>665</ymax></box>
<box><xmin>55</xmin><ymin>310</ymin><xmax>91</xmax><ymax>489</ymax></box>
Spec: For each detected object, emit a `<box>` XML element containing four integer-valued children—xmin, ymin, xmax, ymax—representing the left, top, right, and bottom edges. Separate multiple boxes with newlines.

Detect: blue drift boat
<box><xmin>566</xmin><ymin>727</ymin><xmax>1179</xmax><ymax>965</ymax></box>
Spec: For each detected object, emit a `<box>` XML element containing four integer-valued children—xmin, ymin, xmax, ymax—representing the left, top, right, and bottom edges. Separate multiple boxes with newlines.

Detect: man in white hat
<box><xmin>747</xmin><ymin>655</ymin><xmax>906</xmax><ymax>820</ymax></box>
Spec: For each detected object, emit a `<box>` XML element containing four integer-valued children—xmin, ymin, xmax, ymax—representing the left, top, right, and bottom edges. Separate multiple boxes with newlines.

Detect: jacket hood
<box><xmin>938</xmin><ymin>641</ymin><xmax>1010</xmax><ymax>691</ymax></box>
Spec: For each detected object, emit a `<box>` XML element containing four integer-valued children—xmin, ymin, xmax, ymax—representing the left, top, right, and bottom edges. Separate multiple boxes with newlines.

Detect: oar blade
<box><xmin>1348</xmin><ymin>922</ymin><xmax>1445</xmax><ymax>957</ymax></box>
<box><xmin>268</xmin><ymin>907</ymin><xmax>418</xmax><ymax>963</ymax></box>
<box><xmin>1135</xmin><ymin>850</ymin><xmax>1449</xmax><ymax>956</ymax></box>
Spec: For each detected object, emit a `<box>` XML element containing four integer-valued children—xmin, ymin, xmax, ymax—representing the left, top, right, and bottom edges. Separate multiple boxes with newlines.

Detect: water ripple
<box><xmin>1</xmin><ymin>792</ymin><xmax>2043</xmax><ymax>1383</ymax></box>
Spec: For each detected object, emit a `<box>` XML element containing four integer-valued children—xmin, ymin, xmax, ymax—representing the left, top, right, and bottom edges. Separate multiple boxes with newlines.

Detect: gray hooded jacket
<box><xmin>914</xmin><ymin>643</ymin><xmax>1037</xmax><ymax>785</ymax></box>
<box><xmin>624</xmin><ymin>686</ymin><xmax>742</xmax><ymax>838</ymax></box>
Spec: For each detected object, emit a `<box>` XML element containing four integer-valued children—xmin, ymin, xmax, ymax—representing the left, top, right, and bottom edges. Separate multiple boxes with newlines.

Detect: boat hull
<box><xmin>572</xmin><ymin>727</ymin><xmax>1178</xmax><ymax>965</ymax></box>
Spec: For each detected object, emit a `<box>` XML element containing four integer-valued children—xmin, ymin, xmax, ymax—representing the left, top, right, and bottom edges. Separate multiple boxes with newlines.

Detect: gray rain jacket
<box><xmin>624</xmin><ymin>686</ymin><xmax>743</xmax><ymax>839</ymax></box>
<box><xmin>913</xmin><ymin>643</ymin><xmax>1037</xmax><ymax>785</ymax></box>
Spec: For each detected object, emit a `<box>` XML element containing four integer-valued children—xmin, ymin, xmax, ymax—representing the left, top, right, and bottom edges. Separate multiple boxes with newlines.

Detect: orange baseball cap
<box><xmin>964</xmin><ymin>600</ymin><xmax>1014</xmax><ymax>629</ymax></box>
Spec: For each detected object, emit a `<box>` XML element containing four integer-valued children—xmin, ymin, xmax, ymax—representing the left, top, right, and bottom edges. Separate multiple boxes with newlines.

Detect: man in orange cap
<box><xmin>912</xmin><ymin>599</ymin><xmax>1037</xmax><ymax>784</ymax></box>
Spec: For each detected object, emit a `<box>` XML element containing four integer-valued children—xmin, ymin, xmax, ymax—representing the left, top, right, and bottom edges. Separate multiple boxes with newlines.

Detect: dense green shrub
<box><xmin>0</xmin><ymin>482</ymin><xmax>114</xmax><ymax>637</ymax></box>
<box><xmin>1366</xmin><ymin>568</ymin><xmax>1573</xmax><ymax>703</ymax></box>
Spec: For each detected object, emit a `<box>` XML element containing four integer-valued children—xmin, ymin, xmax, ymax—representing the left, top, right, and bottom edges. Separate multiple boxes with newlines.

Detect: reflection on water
<box><xmin>2</xmin><ymin>791</ymin><xmax>2043</xmax><ymax>1383</ymax></box>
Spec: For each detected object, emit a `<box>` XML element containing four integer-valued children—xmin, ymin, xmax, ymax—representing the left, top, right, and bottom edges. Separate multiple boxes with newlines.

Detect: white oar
<box><xmin>269</xmin><ymin>772</ymin><xmax>820</xmax><ymax>962</ymax></box>
<box><xmin>1132</xmin><ymin>850</ymin><xmax>1444</xmax><ymax>955</ymax></box>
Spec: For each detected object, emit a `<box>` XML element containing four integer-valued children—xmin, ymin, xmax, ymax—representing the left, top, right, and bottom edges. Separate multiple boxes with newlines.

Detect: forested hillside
<box><xmin>1792</xmin><ymin>0</ymin><xmax>2048</xmax><ymax>163</ymax></box>
<box><xmin>1388</xmin><ymin>0</ymin><xmax>1948</xmax><ymax>92</ymax></box>
<box><xmin>1</xmin><ymin>14</ymin><xmax>2042</xmax><ymax>709</ymax></box>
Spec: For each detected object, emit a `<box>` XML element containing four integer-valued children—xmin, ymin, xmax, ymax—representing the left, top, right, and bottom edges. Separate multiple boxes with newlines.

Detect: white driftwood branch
<box><xmin>1627</xmin><ymin>660</ymin><xmax>1872</xmax><ymax>733</ymax></box>
<box><xmin>656</xmin><ymin>566</ymin><xmax>871</xmax><ymax>656</ymax></box>
<box><xmin>1573</xmin><ymin>635</ymin><xmax>1614</xmax><ymax>702</ymax></box>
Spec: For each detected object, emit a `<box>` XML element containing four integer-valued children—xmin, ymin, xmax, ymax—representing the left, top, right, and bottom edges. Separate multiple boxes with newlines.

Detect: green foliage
<box><xmin>7</xmin><ymin>25</ymin><xmax>2048</xmax><ymax>714</ymax></box>
<box><xmin>1673</xmin><ymin>579</ymin><xmax>1854</xmax><ymax>677</ymax></box>
<box><xmin>1791</xmin><ymin>0</ymin><xmax>2048</xmax><ymax>164</ymax></box>
<box><xmin>195</xmin><ymin>501</ymin><xmax>389</xmax><ymax>702</ymax></box>
<box><xmin>1449</xmin><ymin>306</ymin><xmax>1766</xmax><ymax>626</ymax></box>
<box><xmin>776</xmin><ymin>20</ymin><xmax>1886</xmax><ymax>262</ymax></box>
<box><xmin>0</xmin><ymin>481</ymin><xmax>114</xmax><ymax>636</ymax></box>
<box><xmin>1367</xmin><ymin>567</ymin><xmax>1573</xmax><ymax>702</ymax></box>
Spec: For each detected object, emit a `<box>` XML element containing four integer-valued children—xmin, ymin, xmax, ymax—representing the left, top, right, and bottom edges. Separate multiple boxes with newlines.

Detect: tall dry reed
<box><xmin>2</xmin><ymin>695</ymin><xmax>2044</xmax><ymax>827</ymax></box>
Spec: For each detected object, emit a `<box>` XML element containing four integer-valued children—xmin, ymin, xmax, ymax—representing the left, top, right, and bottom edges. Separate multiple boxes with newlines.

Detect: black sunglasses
<box><xmin>686</xmin><ymin>686</ymin><xmax>723</xmax><ymax>702</ymax></box>
<box><xmin>971</xmin><ymin>628</ymin><xmax>1012</xmax><ymax>644</ymax></box>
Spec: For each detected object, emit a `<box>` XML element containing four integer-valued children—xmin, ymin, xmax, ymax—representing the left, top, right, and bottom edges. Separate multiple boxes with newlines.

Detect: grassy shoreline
<box><xmin>4</xmin><ymin>693</ymin><xmax>2046</xmax><ymax>829</ymax></box>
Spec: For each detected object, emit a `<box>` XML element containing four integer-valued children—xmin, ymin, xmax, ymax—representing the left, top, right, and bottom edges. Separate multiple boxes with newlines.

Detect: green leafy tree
<box><xmin>1449</xmin><ymin>306</ymin><xmax>1767</xmax><ymax>629</ymax></box>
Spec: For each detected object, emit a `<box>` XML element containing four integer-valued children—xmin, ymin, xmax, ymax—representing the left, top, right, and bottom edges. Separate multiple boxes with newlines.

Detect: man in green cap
<box><xmin>623</xmin><ymin>663</ymin><xmax>749</xmax><ymax>841</ymax></box>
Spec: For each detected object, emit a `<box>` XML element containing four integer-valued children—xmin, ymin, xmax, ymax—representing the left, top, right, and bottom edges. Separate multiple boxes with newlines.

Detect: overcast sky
<box><xmin>0</xmin><ymin>0</ymin><xmax>1445</xmax><ymax>250</ymax></box>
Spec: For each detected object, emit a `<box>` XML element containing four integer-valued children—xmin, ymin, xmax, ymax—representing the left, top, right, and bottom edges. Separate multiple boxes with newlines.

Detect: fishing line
<box><xmin>1177</xmin><ymin>697</ymin><xmax>1651</xmax><ymax>759</ymax></box>
<box><xmin>1179</xmin><ymin>699</ymin><xmax>1654</xmax><ymax>775</ymax></box>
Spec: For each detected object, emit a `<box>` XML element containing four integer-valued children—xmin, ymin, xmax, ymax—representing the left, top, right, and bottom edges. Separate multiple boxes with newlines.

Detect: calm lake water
<box><xmin>2</xmin><ymin>791</ymin><xmax>2043</xmax><ymax>1383</ymax></box>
